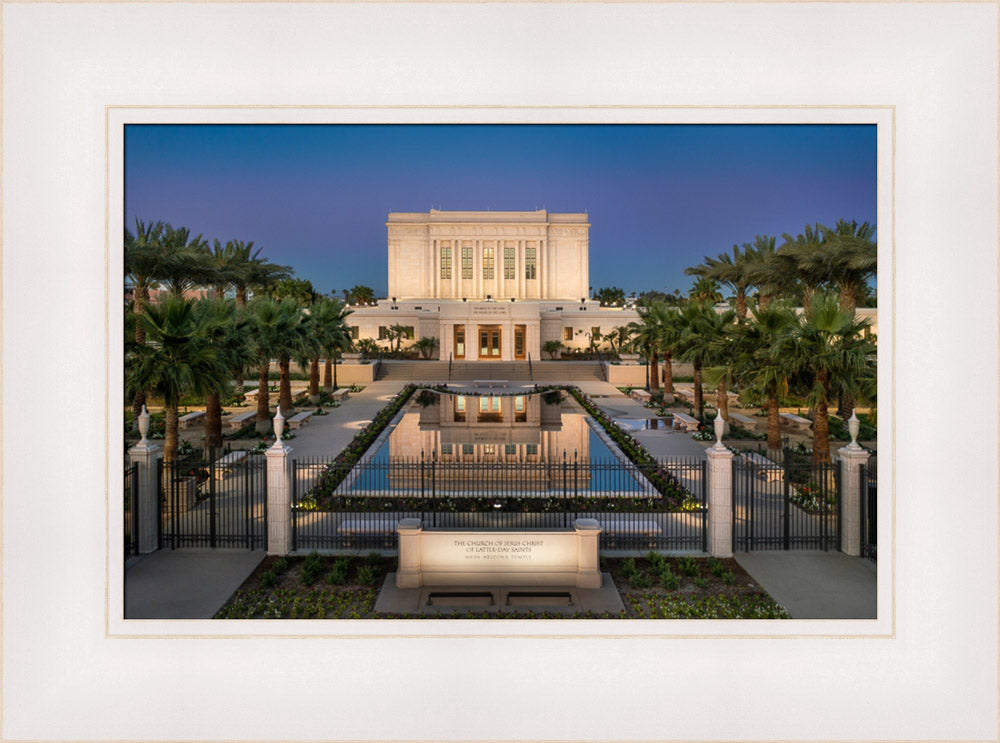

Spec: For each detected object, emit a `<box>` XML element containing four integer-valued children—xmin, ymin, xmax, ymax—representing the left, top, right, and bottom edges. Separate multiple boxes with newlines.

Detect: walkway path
<box><xmin>734</xmin><ymin>551</ymin><xmax>877</xmax><ymax>619</ymax></box>
<box><xmin>125</xmin><ymin>549</ymin><xmax>265</xmax><ymax>618</ymax></box>
<box><xmin>281</xmin><ymin>380</ymin><xmax>407</xmax><ymax>459</ymax></box>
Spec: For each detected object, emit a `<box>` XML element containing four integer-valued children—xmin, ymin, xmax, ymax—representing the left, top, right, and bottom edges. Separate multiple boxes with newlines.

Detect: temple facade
<box><xmin>348</xmin><ymin>209</ymin><xmax>639</xmax><ymax>361</ymax></box>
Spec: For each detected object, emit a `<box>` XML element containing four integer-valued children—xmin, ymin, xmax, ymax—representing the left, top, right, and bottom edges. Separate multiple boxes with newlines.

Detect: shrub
<box><xmin>300</xmin><ymin>551</ymin><xmax>324</xmax><ymax>585</ymax></box>
<box><xmin>693</xmin><ymin>577</ymin><xmax>710</xmax><ymax>589</ymax></box>
<box><xmin>272</xmin><ymin>557</ymin><xmax>290</xmax><ymax>575</ymax></box>
<box><xmin>629</xmin><ymin>571</ymin><xmax>653</xmax><ymax>589</ymax></box>
<box><xmin>357</xmin><ymin>564</ymin><xmax>380</xmax><ymax>586</ymax></box>
<box><xmin>676</xmin><ymin>556</ymin><xmax>699</xmax><ymax>577</ymax></box>
<box><xmin>261</xmin><ymin>571</ymin><xmax>279</xmax><ymax>588</ymax></box>
<box><xmin>658</xmin><ymin>566</ymin><xmax>680</xmax><ymax>590</ymax></box>
<box><xmin>325</xmin><ymin>557</ymin><xmax>351</xmax><ymax>585</ymax></box>
<box><xmin>365</xmin><ymin>551</ymin><xmax>382</xmax><ymax>568</ymax></box>
<box><xmin>621</xmin><ymin>557</ymin><xmax>639</xmax><ymax>581</ymax></box>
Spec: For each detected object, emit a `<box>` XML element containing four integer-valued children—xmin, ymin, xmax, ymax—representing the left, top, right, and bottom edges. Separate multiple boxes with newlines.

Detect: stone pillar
<box><xmin>396</xmin><ymin>518</ymin><xmax>423</xmax><ymax>588</ymax></box>
<box><xmin>265</xmin><ymin>434</ymin><xmax>293</xmax><ymax>556</ymax></box>
<box><xmin>838</xmin><ymin>445</ymin><xmax>871</xmax><ymax>556</ymax></box>
<box><xmin>128</xmin><ymin>440</ymin><xmax>162</xmax><ymax>554</ymax></box>
<box><xmin>706</xmin><ymin>444</ymin><xmax>734</xmax><ymax>558</ymax></box>
<box><xmin>574</xmin><ymin>518</ymin><xmax>602</xmax><ymax>589</ymax></box>
<box><xmin>128</xmin><ymin>405</ymin><xmax>162</xmax><ymax>554</ymax></box>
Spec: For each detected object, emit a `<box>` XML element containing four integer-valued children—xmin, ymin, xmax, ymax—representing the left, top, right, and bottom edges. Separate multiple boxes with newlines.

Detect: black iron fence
<box><xmin>732</xmin><ymin>449</ymin><xmax>841</xmax><ymax>551</ymax></box>
<box><xmin>124</xmin><ymin>462</ymin><xmax>139</xmax><ymax>561</ymax></box>
<box><xmin>158</xmin><ymin>451</ymin><xmax>267</xmax><ymax>550</ymax></box>
<box><xmin>291</xmin><ymin>456</ymin><xmax>707</xmax><ymax>553</ymax></box>
<box><xmin>861</xmin><ymin>456</ymin><xmax>877</xmax><ymax>561</ymax></box>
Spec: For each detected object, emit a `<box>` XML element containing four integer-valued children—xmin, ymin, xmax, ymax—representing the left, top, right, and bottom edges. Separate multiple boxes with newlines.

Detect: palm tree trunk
<box><xmin>648</xmin><ymin>350</ymin><xmax>660</xmax><ymax>393</ymax></box>
<box><xmin>332</xmin><ymin>351</ymin><xmax>339</xmax><ymax>389</ymax></box>
<box><xmin>309</xmin><ymin>356</ymin><xmax>320</xmax><ymax>403</ymax></box>
<box><xmin>662</xmin><ymin>351</ymin><xmax>674</xmax><ymax>396</ymax></box>
<box><xmin>279</xmin><ymin>357</ymin><xmax>293</xmax><ymax>415</ymax></box>
<box><xmin>812</xmin><ymin>370</ymin><xmax>831</xmax><ymax>465</ymax></box>
<box><xmin>256</xmin><ymin>363</ymin><xmax>271</xmax><ymax>434</ymax></box>
<box><xmin>836</xmin><ymin>285</ymin><xmax>857</xmax><ymax>419</ymax></box>
<box><xmin>131</xmin><ymin>286</ymin><xmax>148</xmax><ymax>423</ymax></box>
<box><xmin>324</xmin><ymin>358</ymin><xmax>333</xmax><ymax>392</ymax></box>
<box><xmin>205</xmin><ymin>392</ymin><xmax>223</xmax><ymax>452</ymax></box>
<box><xmin>693</xmin><ymin>363</ymin><xmax>704</xmax><ymax>419</ymax></box>
<box><xmin>735</xmin><ymin>290</ymin><xmax>747</xmax><ymax>320</ymax></box>
<box><xmin>164</xmin><ymin>405</ymin><xmax>179</xmax><ymax>464</ymax></box>
<box><xmin>234</xmin><ymin>372</ymin><xmax>245</xmax><ymax>403</ymax></box>
<box><xmin>766</xmin><ymin>393</ymin><xmax>781</xmax><ymax>456</ymax></box>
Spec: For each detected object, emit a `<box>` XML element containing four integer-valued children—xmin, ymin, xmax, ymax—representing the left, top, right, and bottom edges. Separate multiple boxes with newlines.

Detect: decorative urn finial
<box><xmin>273</xmin><ymin>407</ymin><xmax>285</xmax><ymax>443</ymax></box>
<box><xmin>138</xmin><ymin>404</ymin><xmax>150</xmax><ymax>444</ymax></box>
<box><xmin>848</xmin><ymin>409</ymin><xmax>861</xmax><ymax>450</ymax></box>
<box><xmin>713</xmin><ymin>408</ymin><xmax>726</xmax><ymax>449</ymax></box>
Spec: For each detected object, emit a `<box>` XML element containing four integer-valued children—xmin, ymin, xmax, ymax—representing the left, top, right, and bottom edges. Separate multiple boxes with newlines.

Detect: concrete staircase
<box><xmin>377</xmin><ymin>359</ymin><xmax>605</xmax><ymax>383</ymax></box>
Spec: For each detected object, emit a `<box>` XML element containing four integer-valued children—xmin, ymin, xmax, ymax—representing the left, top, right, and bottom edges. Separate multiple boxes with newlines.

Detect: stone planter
<box><xmin>619</xmin><ymin>354</ymin><xmax>641</xmax><ymax>364</ymax></box>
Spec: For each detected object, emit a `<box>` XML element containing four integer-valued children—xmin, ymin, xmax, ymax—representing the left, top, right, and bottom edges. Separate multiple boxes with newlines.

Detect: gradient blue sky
<box><xmin>124</xmin><ymin>124</ymin><xmax>876</xmax><ymax>298</ymax></box>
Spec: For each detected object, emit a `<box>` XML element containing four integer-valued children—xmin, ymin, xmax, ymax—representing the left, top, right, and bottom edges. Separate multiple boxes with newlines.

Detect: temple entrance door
<box><xmin>477</xmin><ymin>325</ymin><xmax>502</xmax><ymax>360</ymax></box>
<box><xmin>453</xmin><ymin>326</ymin><xmax>465</xmax><ymax>359</ymax></box>
<box><xmin>514</xmin><ymin>324</ymin><xmax>526</xmax><ymax>360</ymax></box>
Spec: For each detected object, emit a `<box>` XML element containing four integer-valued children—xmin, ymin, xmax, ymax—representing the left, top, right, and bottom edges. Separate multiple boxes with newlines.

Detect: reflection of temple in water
<box><xmin>385</xmin><ymin>392</ymin><xmax>593</xmax><ymax>491</ymax></box>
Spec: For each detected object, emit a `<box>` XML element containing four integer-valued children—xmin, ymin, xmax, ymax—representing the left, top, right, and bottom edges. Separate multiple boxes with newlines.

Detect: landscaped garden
<box><xmin>214</xmin><ymin>551</ymin><xmax>789</xmax><ymax>620</ymax></box>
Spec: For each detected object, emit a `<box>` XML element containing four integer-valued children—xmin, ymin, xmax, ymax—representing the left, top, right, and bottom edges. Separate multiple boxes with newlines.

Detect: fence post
<box><xmin>705</xmin><ymin>423</ymin><xmax>734</xmax><ymax>557</ymax></box>
<box><xmin>265</xmin><ymin>410</ymin><xmax>293</xmax><ymax>555</ymax></box>
<box><xmin>128</xmin><ymin>406</ymin><xmax>162</xmax><ymax>554</ymax></box>
<box><xmin>838</xmin><ymin>443</ymin><xmax>870</xmax><ymax>557</ymax></box>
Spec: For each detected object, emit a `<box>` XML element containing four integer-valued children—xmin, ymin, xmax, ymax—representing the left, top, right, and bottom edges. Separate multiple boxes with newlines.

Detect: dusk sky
<box><xmin>124</xmin><ymin>124</ymin><xmax>877</xmax><ymax>298</ymax></box>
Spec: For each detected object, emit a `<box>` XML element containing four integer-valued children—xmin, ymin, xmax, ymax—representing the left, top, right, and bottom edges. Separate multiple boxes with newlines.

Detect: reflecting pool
<box><xmin>349</xmin><ymin>390</ymin><xmax>646</xmax><ymax>495</ymax></box>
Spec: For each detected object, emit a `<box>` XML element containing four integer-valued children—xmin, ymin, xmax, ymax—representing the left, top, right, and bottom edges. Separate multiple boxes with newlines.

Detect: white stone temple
<box><xmin>347</xmin><ymin>209</ymin><xmax>640</xmax><ymax>361</ymax></box>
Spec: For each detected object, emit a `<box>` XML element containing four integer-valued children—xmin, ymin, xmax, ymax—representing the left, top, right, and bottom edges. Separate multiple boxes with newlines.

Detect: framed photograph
<box><xmin>2</xmin><ymin>2</ymin><xmax>996</xmax><ymax>741</ymax></box>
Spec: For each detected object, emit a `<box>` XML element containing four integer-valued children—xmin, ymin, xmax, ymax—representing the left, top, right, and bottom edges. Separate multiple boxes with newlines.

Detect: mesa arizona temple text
<box><xmin>348</xmin><ymin>209</ymin><xmax>640</xmax><ymax>360</ymax></box>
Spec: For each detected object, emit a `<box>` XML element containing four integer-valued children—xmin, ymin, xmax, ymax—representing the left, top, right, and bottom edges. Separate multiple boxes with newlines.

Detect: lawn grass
<box><xmin>214</xmin><ymin>552</ymin><xmax>789</xmax><ymax>620</ymax></box>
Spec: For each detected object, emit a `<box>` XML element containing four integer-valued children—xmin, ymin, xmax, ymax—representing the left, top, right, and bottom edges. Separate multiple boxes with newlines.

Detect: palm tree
<box><xmin>686</xmin><ymin>243</ymin><xmax>757</xmax><ymax>319</ymax></box>
<box><xmin>819</xmin><ymin>219</ymin><xmax>877</xmax><ymax>416</ymax></box>
<box><xmin>386</xmin><ymin>324</ymin><xmax>412</xmax><ymax>352</ymax></box>
<box><xmin>603</xmin><ymin>325</ymin><xmax>631</xmax><ymax>354</ymax></box>
<box><xmin>626</xmin><ymin>302</ymin><xmax>670</xmax><ymax>394</ymax></box>
<box><xmin>673</xmin><ymin>301</ymin><xmax>731</xmax><ymax>419</ymax></box>
<box><xmin>740</xmin><ymin>235</ymin><xmax>781</xmax><ymax>309</ymax></box>
<box><xmin>194</xmin><ymin>298</ymin><xmax>252</xmax><ymax>452</ymax></box>
<box><xmin>124</xmin><ymin>219</ymin><xmax>167</xmax><ymax>420</ymax></box>
<box><xmin>776</xmin><ymin>223</ymin><xmax>830</xmax><ymax>310</ymax></box>
<box><xmin>688</xmin><ymin>276</ymin><xmax>723</xmax><ymax>304</ymax></box>
<box><xmin>126</xmin><ymin>296</ymin><xmax>226</xmax><ymax>462</ymax></box>
<box><xmin>309</xmin><ymin>298</ymin><xmax>353</xmax><ymax>393</ymax></box>
<box><xmin>158</xmin><ymin>224</ymin><xmax>212</xmax><ymax>298</ymax></box>
<box><xmin>247</xmin><ymin>298</ymin><xmax>302</xmax><ymax>433</ymax></box>
<box><xmin>413</xmin><ymin>336</ymin><xmax>437</xmax><ymax>359</ymax></box>
<box><xmin>774</xmin><ymin>292</ymin><xmax>875</xmax><ymax>464</ymax></box>
<box><xmin>233</xmin><ymin>250</ymin><xmax>292</xmax><ymax>307</ymax></box>
<box><xmin>731</xmin><ymin>301</ymin><xmax>799</xmax><ymax>455</ymax></box>
<box><xmin>819</xmin><ymin>219</ymin><xmax>877</xmax><ymax>316</ymax></box>
<box><xmin>356</xmin><ymin>338</ymin><xmax>379</xmax><ymax>359</ymax></box>
<box><xmin>224</xmin><ymin>243</ymin><xmax>290</xmax><ymax>401</ymax></box>
<box><xmin>677</xmin><ymin>302</ymin><xmax>737</xmax><ymax>421</ymax></box>
<box><xmin>345</xmin><ymin>285</ymin><xmax>376</xmax><ymax>306</ymax></box>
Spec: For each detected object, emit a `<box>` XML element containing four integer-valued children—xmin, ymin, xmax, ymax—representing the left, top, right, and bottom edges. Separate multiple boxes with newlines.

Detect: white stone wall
<box><xmin>386</xmin><ymin>209</ymin><xmax>589</xmax><ymax>302</ymax></box>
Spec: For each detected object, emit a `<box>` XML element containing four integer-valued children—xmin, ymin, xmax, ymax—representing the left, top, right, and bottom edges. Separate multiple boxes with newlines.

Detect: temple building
<box><xmin>347</xmin><ymin>209</ymin><xmax>639</xmax><ymax>360</ymax></box>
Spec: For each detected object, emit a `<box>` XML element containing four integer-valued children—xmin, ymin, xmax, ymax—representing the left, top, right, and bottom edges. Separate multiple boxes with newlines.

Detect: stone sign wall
<box><xmin>396</xmin><ymin>519</ymin><xmax>602</xmax><ymax>589</ymax></box>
